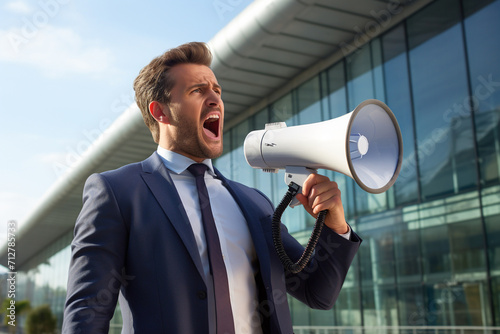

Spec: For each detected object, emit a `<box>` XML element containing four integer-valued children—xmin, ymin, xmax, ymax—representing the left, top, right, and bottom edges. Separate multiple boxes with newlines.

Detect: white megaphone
<box><xmin>244</xmin><ymin>99</ymin><xmax>403</xmax><ymax>194</ymax></box>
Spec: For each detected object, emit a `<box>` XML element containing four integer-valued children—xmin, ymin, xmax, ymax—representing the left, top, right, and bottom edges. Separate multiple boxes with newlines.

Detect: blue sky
<box><xmin>0</xmin><ymin>0</ymin><xmax>254</xmax><ymax>241</ymax></box>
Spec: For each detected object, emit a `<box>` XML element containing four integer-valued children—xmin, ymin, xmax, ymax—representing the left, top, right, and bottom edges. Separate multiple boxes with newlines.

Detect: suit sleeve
<box><xmin>254</xmin><ymin>187</ymin><xmax>361</xmax><ymax>311</ymax></box>
<box><xmin>283</xmin><ymin>226</ymin><xmax>361</xmax><ymax>310</ymax></box>
<box><xmin>62</xmin><ymin>173</ymin><xmax>128</xmax><ymax>333</ymax></box>
<box><xmin>281</xmin><ymin>223</ymin><xmax>361</xmax><ymax>310</ymax></box>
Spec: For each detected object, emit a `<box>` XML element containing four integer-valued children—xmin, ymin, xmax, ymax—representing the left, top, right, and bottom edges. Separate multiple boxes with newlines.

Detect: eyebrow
<box><xmin>187</xmin><ymin>83</ymin><xmax>222</xmax><ymax>91</ymax></box>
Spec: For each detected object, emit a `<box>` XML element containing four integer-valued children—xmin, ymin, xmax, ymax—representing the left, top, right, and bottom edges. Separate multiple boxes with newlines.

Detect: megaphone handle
<box><xmin>272</xmin><ymin>181</ymin><xmax>327</xmax><ymax>274</ymax></box>
<box><xmin>285</xmin><ymin>166</ymin><xmax>317</xmax><ymax>208</ymax></box>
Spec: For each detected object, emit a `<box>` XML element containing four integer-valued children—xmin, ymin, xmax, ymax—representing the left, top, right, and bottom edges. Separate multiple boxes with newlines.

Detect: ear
<box><xmin>149</xmin><ymin>101</ymin><xmax>170</xmax><ymax>124</ymax></box>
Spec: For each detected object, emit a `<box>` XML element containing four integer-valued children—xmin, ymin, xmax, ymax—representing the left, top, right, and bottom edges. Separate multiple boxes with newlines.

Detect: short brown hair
<box><xmin>133</xmin><ymin>42</ymin><xmax>213</xmax><ymax>143</ymax></box>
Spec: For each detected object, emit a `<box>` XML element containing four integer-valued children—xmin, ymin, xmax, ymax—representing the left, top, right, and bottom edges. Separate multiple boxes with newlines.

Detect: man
<box><xmin>62</xmin><ymin>42</ymin><xmax>361</xmax><ymax>334</ymax></box>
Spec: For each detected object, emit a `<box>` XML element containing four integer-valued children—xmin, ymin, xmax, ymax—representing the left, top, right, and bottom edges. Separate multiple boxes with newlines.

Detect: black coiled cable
<box><xmin>272</xmin><ymin>182</ymin><xmax>328</xmax><ymax>274</ymax></box>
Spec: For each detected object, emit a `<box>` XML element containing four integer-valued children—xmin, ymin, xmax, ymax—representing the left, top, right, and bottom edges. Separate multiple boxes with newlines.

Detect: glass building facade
<box><xmin>5</xmin><ymin>0</ymin><xmax>500</xmax><ymax>332</ymax></box>
<box><xmin>215</xmin><ymin>0</ymin><xmax>500</xmax><ymax>329</ymax></box>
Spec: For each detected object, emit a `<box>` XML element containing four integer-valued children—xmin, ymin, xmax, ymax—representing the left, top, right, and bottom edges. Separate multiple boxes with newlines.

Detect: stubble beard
<box><xmin>173</xmin><ymin>113</ymin><xmax>223</xmax><ymax>161</ymax></box>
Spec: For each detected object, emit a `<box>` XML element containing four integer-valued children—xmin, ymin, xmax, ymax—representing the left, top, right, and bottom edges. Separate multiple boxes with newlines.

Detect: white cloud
<box><xmin>5</xmin><ymin>0</ymin><xmax>33</xmax><ymax>14</ymax></box>
<box><xmin>0</xmin><ymin>25</ymin><xmax>117</xmax><ymax>79</ymax></box>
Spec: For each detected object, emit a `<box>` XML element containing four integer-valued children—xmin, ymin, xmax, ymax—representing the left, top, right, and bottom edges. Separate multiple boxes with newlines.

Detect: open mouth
<box><xmin>203</xmin><ymin>114</ymin><xmax>220</xmax><ymax>139</ymax></box>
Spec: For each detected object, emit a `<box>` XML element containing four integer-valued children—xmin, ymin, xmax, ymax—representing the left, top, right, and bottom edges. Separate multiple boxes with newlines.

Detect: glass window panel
<box><xmin>474</xmin><ymin>111</ymin><xmax>500</xmax><ymax>186</ymax></box>
<box><xmin>407</xmin><ymin>0</ymin><xmax>461</xmax><ymax>50</ymax></box>
<box><xmin>347</xmin><ymin>44</ymin><xmax>376</xmax><ymax>109</ymax></box>
<box><xmin>382</xmin><ymin>25</ymin><xmax>419</xmax><ymax>204</ymax></box>
<box><xmin>214</xmin><ymin>132</ymin><xmax>232</xmax><ymax>178</ymax></box>
<box><xmin>361</xmin><ymin>286</ymin><xmax>376</xmax><ymax>325</ymax></box>
<box><xmin>483</xmin><ymin>186</ymin><xmax>500</xmax><ymax>274</ymax></box>
<box><xmin>320</xmin><ymin>72</ymin><xmax>330</xmax><ymax>122</ymax></box>
<box><xmin>394</xmin><ymin>224</ymin><xmax>423</xmax><ymax>282</ymax></box>
<box><xmin>252</xmin><ymin>107</ymin><xmax>269</xmax><ymax>131</ymax></box>
<box><xmin>424</xmin><ymin>281</ymin><xmax>492</xmax><ymax>326</ymax></box>
<box><xmin>398</xmin><ymin>284</ymin><xmax>425</xmax><ymax>326</ymax></box>
<box><xmin>374</xmin><ymin>234</ymin><xmax>396</xmax><ymax>282</ymax></box>
<box><xmin>334</xmin><ymin>287</ymin><xmax>362</xmax><ymax>326</ymax></box>
<box><xmin>486</xmin><ymin>215</ymin><xmax>500</xmax><ymax>272</ymax></box>
<box><xmin>407</xmin><ymin>0</ymin><xmax>478</xmax><ymax>199</ymax></box>
<box><xmin>270</xmin><ymin>92</ymin><xmax>294</xmax><ymax>124</ymax></box>
<box><xmin>362</xmin><ymin>285</ymin><xmax>398</xmax><ymax>326</ymax></box>
<box><xmin>420</xmin><ymin>223</ymin><xmax>452</xmax><ymax>280</ymax></box>
<box><xmin>463</xmin><ymin>0</ymin><xmax>498</xmax><ymax>17</ymax></box>
<box><xmin>309</xmin><ymin>308</ymin><xmax>334</xmax><ymax>327</ymax></box>
<box><xmin>371</xmin><ymin>38</ymin><xmax>386</xmax><ymax>101</ymax></box>
<box><xmin>359</xmin><ymin>233</ymin><xmax>396</xmax><ymax>286</ymax></box>
<box><xmin>353</xmin><ymin>190</ymin><xmax>388</xmax><ymax>217</ymax></box>
<box><xmin>464</xmin><ymin>0</ymin><xmax>500</xmax><ymax>185</ymax></box>
<box><xmin>326</xmin><ymin>61</ymin><xmax>348</xmax><ymax>119</ymax></box>
<box><xmin>359</xmin><ymin>237</ymin><xmax>374</xmax><ymax>285</ymax></box>
<box><xmin>230</xmin><ymin>120</ymin><xmax>253</xmax><ymax>186</ymax></box>
<box><xmin>449</xmin><ymin>219</ymin><xmax>487</xmax><ymax>275</ymax></box>
<box><xmin>296</xmin><ymin>76</ymin><xmax>322</xmax><ymax>124</ymax></box>
<box><xmin>358</xmin><ymin>212</ymin><xmax>402</xmax><ymax>286</ymax></box>
<box><xmin>492</xmin><ymin>276</ymin><xmax>500</xmax><ymax>326</ymax></box>
<box><xmin>423</xmin><ymin>284</ymin><xmax>454</xmax><ymax>326</ymax></box>
<box><xmin>290</xmin><ymin>296</ymin><xmax>310</xmax><ymax>326</ymax></box>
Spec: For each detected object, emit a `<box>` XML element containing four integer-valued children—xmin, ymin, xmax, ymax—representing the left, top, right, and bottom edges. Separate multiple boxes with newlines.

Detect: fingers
<box><xmin>311</xmin><ymin>187</ymin><xmax>342</xmax><ymax>214</ymax></box>
<box><xmin>301</xmin><ymin>174</ymin><xmax>341</xmax><ymax>215</ymax></box>
<box><xmin>300</xmin><ymin>173</ymin><xmax>348</xmax><ymax>234</ymax></box>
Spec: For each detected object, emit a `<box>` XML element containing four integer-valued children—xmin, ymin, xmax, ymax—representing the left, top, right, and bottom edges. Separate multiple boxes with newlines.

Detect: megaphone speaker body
<box><xmin>244</xmin><ymin>99</ymin><xmax>403</xmax><ymax>194</ymax></box>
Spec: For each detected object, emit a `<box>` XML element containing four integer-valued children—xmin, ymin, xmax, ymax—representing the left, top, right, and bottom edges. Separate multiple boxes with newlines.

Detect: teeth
<box><xmin>206</xmin><ymin>114</ymin><xmax>219</xmax><ymax>120</ymax></box>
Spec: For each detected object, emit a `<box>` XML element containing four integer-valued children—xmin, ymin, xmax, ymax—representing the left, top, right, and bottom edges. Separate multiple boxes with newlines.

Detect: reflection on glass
<box><xmin>362</xmin><ymin>285</ymin><xmax>398</xmax><ymax>326</ymax></box>
<box><xmin>334</xmin><ymin>287</ymin><xmax>362</xmax><ymax>326</ymax></box>
<box><xmin>408</xmin><ymin>0</ymin><xmax>478</xmax><ymax>199</ymax></box>
<box><xmin>464</xmin><ymin>0</ymin><xmax>500</xmax><ymax>185</ymax></box>
<box><xmin>382</xmin><ymin>25</ymin><xmax>419</xmax><ymax>205</ymax></box>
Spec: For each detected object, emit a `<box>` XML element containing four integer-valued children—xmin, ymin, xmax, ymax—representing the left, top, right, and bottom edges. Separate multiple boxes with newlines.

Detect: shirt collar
<box><xmin>156</xmin><ymin>146</ymin><xmax>215</xmax><ymax>175</ymax></box>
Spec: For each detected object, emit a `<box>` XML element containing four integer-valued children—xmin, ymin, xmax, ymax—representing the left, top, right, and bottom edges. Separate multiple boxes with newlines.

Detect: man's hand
<box><xmin>295</xmin><ymin>173</ymin><xmax>349</xmax><ymax>235</ymax></box>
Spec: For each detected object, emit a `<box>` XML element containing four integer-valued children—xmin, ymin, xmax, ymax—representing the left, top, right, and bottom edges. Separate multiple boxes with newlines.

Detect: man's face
<box><xmin>163</xmin><ymin>63</ymin><xmax>224</xmax><ymax>162</ymax></box>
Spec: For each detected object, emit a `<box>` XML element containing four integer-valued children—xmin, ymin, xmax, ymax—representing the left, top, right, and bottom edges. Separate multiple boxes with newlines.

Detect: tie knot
<box><xmin>187</xmin><ymin>163</ymin><xmax>208</xmax><ymax>177</ymax></box>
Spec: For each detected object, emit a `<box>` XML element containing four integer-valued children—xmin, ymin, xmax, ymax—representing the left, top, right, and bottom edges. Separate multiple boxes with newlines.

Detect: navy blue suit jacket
<box><xmin>62</xmin><ymin>152</ymin><xmax>361</xmax><ymax>333</ymax></box>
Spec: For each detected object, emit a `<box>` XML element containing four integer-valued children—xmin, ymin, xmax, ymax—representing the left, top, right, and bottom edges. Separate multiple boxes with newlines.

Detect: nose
<box><xmin>206</xmin><ymin>90</ymin><xmax>222</xmax><ymax>108</ymax></box>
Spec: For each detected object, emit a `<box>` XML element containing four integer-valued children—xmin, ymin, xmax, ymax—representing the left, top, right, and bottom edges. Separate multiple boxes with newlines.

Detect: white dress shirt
<box><xmin>156</xmin><ymin>147</ymin><xmax>264</xmax><ymax>334</ymax></box>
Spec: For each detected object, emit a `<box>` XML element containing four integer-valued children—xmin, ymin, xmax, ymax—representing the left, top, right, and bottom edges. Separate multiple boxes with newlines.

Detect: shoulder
<box><xmin>87</xmin><ymin>153</ymin><xmax>158</xmax><ymax>184</ymax></box>
<box><xmin>82</xmin><ymin>153</ymin><xmax>159</xmax><ymax>196</ymax></box>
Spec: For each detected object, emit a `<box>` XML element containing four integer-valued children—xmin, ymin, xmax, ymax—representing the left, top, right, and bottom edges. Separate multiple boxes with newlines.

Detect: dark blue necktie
<box><xmin>187</xmin><ymin>163</ymin><xmax>235</xmax><ymax>334</ymax></box>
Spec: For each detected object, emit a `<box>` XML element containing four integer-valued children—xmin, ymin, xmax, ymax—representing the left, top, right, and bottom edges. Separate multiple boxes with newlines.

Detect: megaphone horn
<box><xmin>244</xmin><ymin>99</ymin><xmax>403</xmax><ymax>194</ymax></box>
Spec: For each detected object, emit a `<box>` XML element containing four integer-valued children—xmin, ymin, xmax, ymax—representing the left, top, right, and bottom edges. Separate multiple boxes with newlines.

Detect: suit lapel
<box><xmin>140</xmin><ymin>153</ymin><xmax>205</xmax><ymax>280</ymax></box>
